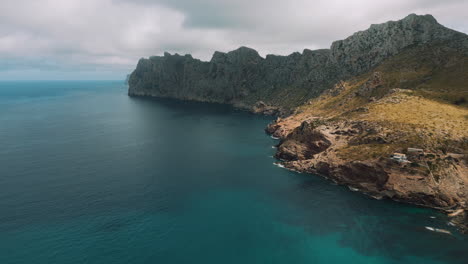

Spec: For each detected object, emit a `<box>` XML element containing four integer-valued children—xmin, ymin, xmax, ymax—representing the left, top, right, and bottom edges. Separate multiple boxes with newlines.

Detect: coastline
<box><xmin>125</xmin><ymin>13</ymin><xmax>468</xmax><ymax>234</ymax></box>
<box><xmin>265</xmin><ymin>117</ymin><xmax>468</xmax><ymax>233</ymax></box>
<box><xmin>130</xmin><ymin>91</ymin><xmax>467</xmax><ymax>234</ymax></box>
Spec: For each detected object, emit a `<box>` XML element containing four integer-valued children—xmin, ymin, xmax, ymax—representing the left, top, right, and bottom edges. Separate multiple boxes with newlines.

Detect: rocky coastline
<box><xmin>265</xmin><ymin>117</ymin><xmax>467</xmax><ymax>233</ymax></box>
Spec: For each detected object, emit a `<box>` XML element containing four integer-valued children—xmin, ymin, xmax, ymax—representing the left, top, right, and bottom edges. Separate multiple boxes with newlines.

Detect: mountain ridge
<box><xmin>128</xmin><ymin>13</ymin><xmax>467</xmax><ymax>112</ymax></box>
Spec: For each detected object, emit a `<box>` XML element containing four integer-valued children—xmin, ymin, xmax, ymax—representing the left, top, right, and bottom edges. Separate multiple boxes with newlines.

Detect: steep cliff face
<box><xmin>128</xmin><ymin>47</ymin><xmax>340</xmax><ymax>111</ymax></box>
<box><xmin>330</xmin><ymin>14</ymin><xmax>465</xmax><ymax>75</ymax></box>
<box><xmin>128</xmin><ymin>14</ymin><xmax>466</xmax><ymax>111</ymax></box>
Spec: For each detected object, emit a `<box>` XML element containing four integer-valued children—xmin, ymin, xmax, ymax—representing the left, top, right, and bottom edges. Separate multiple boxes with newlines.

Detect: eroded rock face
<box><xmin>336</xmin><ymin>162</ymin><xmax>389</xmax><ymax>189</ymax></box>
<box><xmin>252</xmin><ymin>101</ymin><xmax>281</xmax><ymax>116</ymax></box>
<box><xmin>276</xmin><ymin>121</ymin><xmax>332</xmax><ymax>161</ymax></box>
<box><xmin>330</xmin><ymin>14</ymin><xmax>461</xmax><ymax>75</ymax></box>
<box><xmin>129</xmin><ymin>46</ymin><xmax>340</xmax><ymax>109</ymax></box>
<box><xmin>356</xmin><ymin>72</ymin><xmax>384</xmax><ymax>97</ymax></box>
<box><xmin>128</xmin><ymin>14</ymin><xmax>466</xmax><ymax>111</ymax></box>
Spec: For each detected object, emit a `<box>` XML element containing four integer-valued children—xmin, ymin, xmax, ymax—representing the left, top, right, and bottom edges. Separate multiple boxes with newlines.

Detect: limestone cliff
<box><xmin>128</xmin><ymin>14</ymin><xmax>466</xmax><ymax>112</ymax></box>
<box><xmin>330</xmin><ymin>14</ymin><xmax>466</xmax><ymax>75</ymax></box>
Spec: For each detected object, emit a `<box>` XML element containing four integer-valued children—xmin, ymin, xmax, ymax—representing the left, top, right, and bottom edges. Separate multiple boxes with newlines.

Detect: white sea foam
<box><xmin>425</xmin><ymin>226</ymin><xmax>435</xmax><ymax>231</ymax></box>
<box><xmin>273</xmin><ymin>162</ymin><xmax>300</xmax><ymax>173</ymax></box>
<box><xmin>425</xmin><ymin>226</ymin><xmax>452</xmax><ymax>235</ymax></box>
<box><xmin>273</xmin><ymin>163</ymin><xmax>285</xmax><ymax>168</ymax></box>
<box><xmin>270</xmin><ymin>135</ymin><xmax>280</xmax><ymax>140</ymax></box>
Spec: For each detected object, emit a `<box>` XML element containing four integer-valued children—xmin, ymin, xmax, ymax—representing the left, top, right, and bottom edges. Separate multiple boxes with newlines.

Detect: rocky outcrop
<box><xmin>128</xmin><ymin>14</ymin><xmax>467</xmax><ymax>111</ymax></box>
<box><xmin>271</xmin><ymin>120</ymin><xmax>392</xmax><ymax>192</ymax></box>
<box><xmin>251</xmin><ymin>101</ymin><xmax>281</xmax><ymax>116</ymax></box>
<box><xmin>276</xmin><ymin>121</ymin><xmax>332</xmax><ymax>161</ymax></box>
<box><xmin>330</xmin><ymin>14</ymin><xmax>463</xmax><ymax>75</ymax></box>
<box><xmin>356</xmin><ymin>72</ymin><xmax>384</xmax><ymax>97</ymax></box>
<box><xmin>268</xmin><ymin>117</ymin><xmax>468</xmax><ymax>232</ymax></box>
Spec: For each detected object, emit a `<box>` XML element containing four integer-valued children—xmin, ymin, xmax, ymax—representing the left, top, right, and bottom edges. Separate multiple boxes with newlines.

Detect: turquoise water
<box><xmin>0</xmin><ymin>81</ymin><xmax>466</xmax><ymax>264</ymax></box>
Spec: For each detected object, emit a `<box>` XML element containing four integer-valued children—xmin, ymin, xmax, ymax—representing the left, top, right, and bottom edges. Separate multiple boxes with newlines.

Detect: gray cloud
<box><xmin>0</xmin><ymin>0</ymin><xmax>467</xmax><ymax>80</ymax></box>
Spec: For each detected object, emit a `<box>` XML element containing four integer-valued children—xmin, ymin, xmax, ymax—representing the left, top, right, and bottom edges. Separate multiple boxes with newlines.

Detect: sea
<box><xmin>0</xmin><ymin>81</ymin><xmax>466</xmax><ymax>264</ymax></box>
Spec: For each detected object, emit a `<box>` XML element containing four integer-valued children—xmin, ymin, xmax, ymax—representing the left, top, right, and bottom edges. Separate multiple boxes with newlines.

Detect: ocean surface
<box><xmin>0</xmin><ymin>81</ymin><xmax>466</xmax><ymax>264</ymax></box>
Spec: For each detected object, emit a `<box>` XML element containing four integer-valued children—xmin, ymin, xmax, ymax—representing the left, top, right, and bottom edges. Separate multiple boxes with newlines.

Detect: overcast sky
<box><xmin>0</xmin><ymin>0</ymin><xmax>467</xmax><ymax>80</ymax></box>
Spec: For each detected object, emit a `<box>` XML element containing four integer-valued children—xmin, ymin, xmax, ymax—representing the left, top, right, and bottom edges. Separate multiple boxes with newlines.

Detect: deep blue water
<box><xmin>0</xmin><ymin>81</ymin><xmax>466</xmax><ymax>264</ymax></box>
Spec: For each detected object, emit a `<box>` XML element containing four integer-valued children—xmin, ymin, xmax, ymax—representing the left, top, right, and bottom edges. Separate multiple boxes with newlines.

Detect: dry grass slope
<box><xmin>293</xmin><ymin>41</ymin><xmax>468</xmax><ymax>161</ymax></box>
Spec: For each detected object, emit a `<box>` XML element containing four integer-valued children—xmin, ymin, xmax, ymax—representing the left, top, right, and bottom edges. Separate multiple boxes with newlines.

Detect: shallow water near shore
<box><xmin>0</xmin><ymin>81</ymin><xmax>467</xmax><ymax>264</ymax></box>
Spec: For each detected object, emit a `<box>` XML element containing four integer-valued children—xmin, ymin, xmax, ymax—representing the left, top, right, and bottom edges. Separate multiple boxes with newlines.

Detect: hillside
<box><xmin>267</xmin><ymin>40</ymin><xmax>468</xmax><ymax>231</ymax></box>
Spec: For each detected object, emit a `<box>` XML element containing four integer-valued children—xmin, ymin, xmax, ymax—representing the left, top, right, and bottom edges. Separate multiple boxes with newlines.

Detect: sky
<box><xmin>0</xmin><ymin>0</ymin><xmax>467</xmax><ymax>80</ymax></box>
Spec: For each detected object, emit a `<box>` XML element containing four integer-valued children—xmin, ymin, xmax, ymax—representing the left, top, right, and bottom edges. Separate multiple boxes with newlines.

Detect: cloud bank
<box><xmin>0</xmin><ymin>0</ymin><xmax>467</xmax><ymax>80</ymax></box>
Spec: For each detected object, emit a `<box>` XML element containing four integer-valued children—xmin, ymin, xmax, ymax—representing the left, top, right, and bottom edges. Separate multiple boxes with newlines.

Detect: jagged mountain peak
<box><xmin>330</xmin><ymin>14</ymin><xmax>464</xmax><ymax>74</ymax></box>
<box><xmin>229</xmin><ymin>46</ymin><xmax>259</xmax><ymax>54</ymax></box>
<box><xmin>210</xmin><ymin>46</ymin><xmax>262</xmax><ymax>64</ymax></box>
<box><xmin>226</xmin><ymin>46</ymin><xmax>262</xmax><ymax>61</ymax></box>
<box><xmin>402</xmin><ymin>13</ymin><xmax>438</xmax><ymax>23</ymax></box>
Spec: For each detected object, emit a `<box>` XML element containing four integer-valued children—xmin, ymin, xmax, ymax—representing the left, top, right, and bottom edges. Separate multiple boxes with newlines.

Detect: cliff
<box><xmin>128</xmin><ymin>14</ymin><xmax>466</xmax><ymax>112</ymax></box>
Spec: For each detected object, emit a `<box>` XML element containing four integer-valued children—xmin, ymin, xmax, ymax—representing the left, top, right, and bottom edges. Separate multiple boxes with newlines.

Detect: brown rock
<box><xmin>337</xmin><ymin>161</ymin><xmax>389</xmax><ymax>189</ymax></box>
<box><xmin>276</xmin><ymin>121</ymin><xmax>332</xmax><ymax>161</ymax></box>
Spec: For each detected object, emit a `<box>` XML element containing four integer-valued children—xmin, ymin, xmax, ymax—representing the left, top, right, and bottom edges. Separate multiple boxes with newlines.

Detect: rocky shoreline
<box><xmin>265</xmin><ymin>117</ymin><xmax>468</xmax><ymax>233</ymax></box>
<box><xmin>130</xmin><ymin>88</ymin><xmax>468</xmax><ymax>233</ymax></box>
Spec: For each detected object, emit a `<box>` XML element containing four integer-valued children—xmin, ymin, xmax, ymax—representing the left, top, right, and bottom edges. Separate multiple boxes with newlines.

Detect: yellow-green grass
<box><xmin>292</xmin><ymin>43</ymin><xmax>468</xmax><ymax>161</ymax></box>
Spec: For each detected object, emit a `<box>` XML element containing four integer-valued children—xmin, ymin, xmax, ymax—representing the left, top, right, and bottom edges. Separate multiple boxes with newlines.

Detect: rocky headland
<box><xmin>128</xmin><ymin>14</ymin><xmax>468</xmax><ymax>232</ymax></box>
